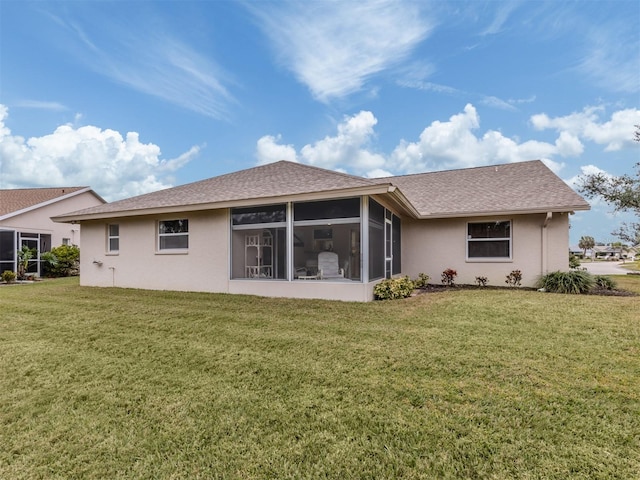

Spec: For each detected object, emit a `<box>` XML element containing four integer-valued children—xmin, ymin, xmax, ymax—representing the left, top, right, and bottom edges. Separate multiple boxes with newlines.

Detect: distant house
<box><xmin>53</xmin><ymin>160</ymin><xmax>590</xmax><ymax>301</ymax></box>
<box><xmin>0</xmin><ymin>187</ymin><xmax>105</xmax><ymax>276</ymax></box>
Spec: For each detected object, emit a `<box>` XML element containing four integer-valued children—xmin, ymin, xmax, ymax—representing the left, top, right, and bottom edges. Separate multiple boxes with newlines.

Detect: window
<box><xmin>158</xmin><ymin>219</ymin><xmax>189</xmax><ymax>250</ymax></box>
<box><xmin>368</xmin><ymin>199</ymin><xmax>401</xmax><ymax>280</ymax></box>
<box><xmin>467</xmin><ymin>221</ymin><xmax>511</xmax><ymax>259</ymax></box>
<box><xmin>107</xmin><ymin>224</ymin><xmax>119</xmax><ymax>252</ymax></box>
<box><xmin>293</xmin><ymin>198</ymin><xmax>361</xmax><ymax>281</ymax></box>
<box><xmin>62</xmin><ymin>238</ymin><xmax>71</xmax><ymax>246</ymax></box>
<box><xmin>231</xmin><ymin>206</ymin><xmax>286</xmax><ymax>279</ymax></box>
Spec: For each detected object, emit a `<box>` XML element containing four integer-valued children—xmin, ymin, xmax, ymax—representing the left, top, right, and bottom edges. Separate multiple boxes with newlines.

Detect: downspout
<box><xmin>541</xmin><ymin>212</ymin><xmax>552</xmax><ymax>276</ymax></box>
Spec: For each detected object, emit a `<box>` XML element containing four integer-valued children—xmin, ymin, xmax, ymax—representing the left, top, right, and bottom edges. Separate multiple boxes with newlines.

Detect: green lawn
<box><xmin>1</xmin><ymin>277</ymin><xmax>639</xmax><ymax>479</ymax></box>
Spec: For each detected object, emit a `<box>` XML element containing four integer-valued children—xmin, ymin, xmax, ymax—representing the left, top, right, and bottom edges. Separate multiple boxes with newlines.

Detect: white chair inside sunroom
<box><xmin>318</xmin><ymin>251</ymin><xmax>344</xmax><ymax>280</ymax></box>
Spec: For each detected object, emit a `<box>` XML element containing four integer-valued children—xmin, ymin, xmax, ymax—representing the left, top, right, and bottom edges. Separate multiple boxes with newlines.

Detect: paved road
<box><xmin>581</xmin><ymin>261</ymin><xmax>631</xmax><ymax>275</ymax></box>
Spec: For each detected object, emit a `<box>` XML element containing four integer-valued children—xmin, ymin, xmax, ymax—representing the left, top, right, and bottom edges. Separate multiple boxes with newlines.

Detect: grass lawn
<box><xmin>1</xmin><ymin>277</ymin><xmax>639</xmax><ymax>479</ymax></box>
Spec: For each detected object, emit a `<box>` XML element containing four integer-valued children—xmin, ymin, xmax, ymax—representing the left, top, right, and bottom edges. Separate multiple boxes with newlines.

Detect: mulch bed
<box><xmin>415</xmin><ymin>284</ymin><xmax>637</xmax><ymax>297</ymax></box>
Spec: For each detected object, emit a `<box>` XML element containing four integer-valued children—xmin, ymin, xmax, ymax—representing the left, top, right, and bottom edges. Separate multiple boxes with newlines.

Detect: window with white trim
<box><xmin>467</xmin><ymin>221</ymin><xmax>511</xmax><ymax>259</ymax></box>
<box><xmin>158</xmin><ymin>219</ymin><xmax>189</xmax><ymax>250</ymax></box>
<box><xmin>107</xmin><ymin>224</ymin><xmax>119</xmax><ymax>252</ymax></box>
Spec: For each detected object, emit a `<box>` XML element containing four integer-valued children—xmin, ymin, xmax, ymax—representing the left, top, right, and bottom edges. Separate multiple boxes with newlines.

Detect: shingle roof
<box><xmin>0</xmin><ymin>187</ymin><xmax>89</xmax><ymax>217</ymax></box>
<box><xmin>385</xmin><ymin>160</ymin><xmax>590</xmax><ymax>217</ymax></box>
<box><xmin>55</xmin><ymin>161</ymin><xmax>389</xmax><ymax>218</ymax></box>
<box><xmin>53</xmin><ymin>160</ymin><xmax>590</xmax><ymax>221</ymax></box>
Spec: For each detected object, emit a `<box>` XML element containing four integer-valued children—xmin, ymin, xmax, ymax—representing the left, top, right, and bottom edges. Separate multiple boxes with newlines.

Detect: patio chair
<box><xmin>318</xmin><ymin>251</ymin><xmax>344</xmax><ymax>279</ymax></box>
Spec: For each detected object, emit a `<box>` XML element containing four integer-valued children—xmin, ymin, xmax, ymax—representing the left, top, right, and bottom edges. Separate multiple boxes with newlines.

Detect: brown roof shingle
<box><xmin>0</xmin><ymin>187</ymin><xmax>89</xmax><ymax>217</ymax></box>
<box><xmin>53</xmin><ymin>160</ymin><xmax>590</xmax><ymax>221</ymax></box>
<box><xmin>56</xmin><ymin>161</ymin><xmax>389</xmax><ymax>218</ymax></box>
<box><xmin>385</xmin><ymin>160</ymin><xmax>590</xmax><ymax>217</ymax></box>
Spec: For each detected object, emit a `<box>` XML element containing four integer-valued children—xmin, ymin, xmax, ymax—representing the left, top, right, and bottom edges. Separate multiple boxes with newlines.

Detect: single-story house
<box><xmin>0</xmin><ymin>187</ymin><xmax>105</xmax><ymax>276</ymax></box>
<box><xmin>53</xmin><ymin>160</ymin><xmax>590</xmax><ymax>301</ymax></box>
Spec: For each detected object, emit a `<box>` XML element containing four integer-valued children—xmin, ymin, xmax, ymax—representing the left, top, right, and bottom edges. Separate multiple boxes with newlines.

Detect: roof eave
<box><xmin>416</xmin><ymin>204</ymin><xmax>591</xmax><ymax>219</ymax></box>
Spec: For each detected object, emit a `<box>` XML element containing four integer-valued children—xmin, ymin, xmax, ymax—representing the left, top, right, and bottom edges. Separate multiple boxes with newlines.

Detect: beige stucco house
<box><xmin>53</xmin><ymin>160</ymin><xmax>590</xmax><ymax>301</ymax></box>
<box><xmin>1</xmin><ymin>187</ymin><xmax>105</xmax><ymax>276</ymax></box>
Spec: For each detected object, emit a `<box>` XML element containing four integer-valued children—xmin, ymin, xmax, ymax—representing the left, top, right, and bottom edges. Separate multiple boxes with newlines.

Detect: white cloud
<box><xmin>256</xmin><ymin>135</ymin><xmax>298</xmax><ymax>165</ymax></box>
<box><xmin>0</xmin><ymin>105</ymin><xmax>199</xmax><ymax>201</ymax></box>
<box><xmin>531</xmin><ymin>106</ymin><xmax>640</xmax><ymax>151</ymax></box>
<box><xmin>300</xmin><ymin>111</ymin><xmax>386</xmax><ymax>173</ymax></box>
<box><xmin>46</xmin><ymin>7</ymin><xmax>236</xmax><ymax>120</ymax></box>
<box><xmin>247</xmin><ymin>0</ymin><xmax>432</xmax><ymax>102</ymax></box>
<box><xmin>256</xmin><ymin>104</ymin><xmax>575</xmax><ymax>177</ymax></box>
<box><xmin>14</xmin><ymin>100</ymin><xmax>68</xmax><ymax>111</ymax></box>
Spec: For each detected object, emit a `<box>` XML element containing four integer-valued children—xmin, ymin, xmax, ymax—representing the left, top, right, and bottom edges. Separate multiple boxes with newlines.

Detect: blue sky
<box><xmin>1</xmin><ymin>0</ymin><xmax>638</xmax><ymax>245</ymax></box>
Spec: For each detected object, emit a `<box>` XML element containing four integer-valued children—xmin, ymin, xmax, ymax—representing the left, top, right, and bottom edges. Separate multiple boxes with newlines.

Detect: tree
<box><xmin>578</xmin><ymin>235</ymin><xmax>595</xmax><ymax>257</ymax></box>
<box><xmin>579</xmin><ymin>125</ymin><xmax>640</xmax><ymax>245</ymax></box>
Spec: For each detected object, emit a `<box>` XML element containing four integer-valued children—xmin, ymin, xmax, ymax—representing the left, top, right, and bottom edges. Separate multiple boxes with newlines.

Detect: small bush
<box><xmin>569</xmin><ymin>254</ymin><xmax>581</xmax><ymax>269</ymax></box>
<box><xmin>2</xmin><ymin>270</ymin><xmax>16</xmax><ymax>283</ymax></box>
<box><xmin>538</xmin><ymin>270</ymin><xmax>594</xmax><ymax>294</ymax></box>
<box><xmin>475</xmin><ymin>276</ymin><xmax>488</xmax><ymax>287</ymax></box>
<box><xmin>505</xmin><ymin>270</ymin><xmax>522</xmax><ymax>287</ymax></box>
<box><xmin>374</xmin><ymin>276</ymin><xmax>416</xmax><ymax>300</ymax></box>
<box><xmin>593</xmin><ymin>275</ymin><xmax>616</xmax><ymax>290</ymax></box>
<box><xmin>47</xmin><ymin>245</ymin><xmax>80</xmax><ymax>277</ymax></box>
<box><xmin>441</xmin><ymin>268</ymin><xmax>457</xmax><ymax>287</ymax></box>
<box><xmin>414</xmin><ymin>273</ymin><xmax>430</xmax><ymax>289</ymax></box>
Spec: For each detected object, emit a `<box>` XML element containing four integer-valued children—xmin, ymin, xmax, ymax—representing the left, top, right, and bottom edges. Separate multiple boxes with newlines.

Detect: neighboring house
<box><xmin>0</xmin><ymin>187</ymin><xmax>105</xmax><ymax>276</ymax></box>
<box><xmin>53</xmin><ymin>160</ymin><xmax>590</xmax><ymax>301</ymax></box>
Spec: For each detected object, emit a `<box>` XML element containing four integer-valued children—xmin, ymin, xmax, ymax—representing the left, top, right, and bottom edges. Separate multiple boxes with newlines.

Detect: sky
<box><xmin>1</xmin><ymin>0</ymin><xmax>639</xmax><ymax>246</ymax></box>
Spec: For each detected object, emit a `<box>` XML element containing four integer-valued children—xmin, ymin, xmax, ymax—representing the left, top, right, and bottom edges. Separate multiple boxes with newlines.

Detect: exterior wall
<box><xmin>78</xmin><ymin>208</ymin><xmax>379</xmax><ymax>301</ymax></box>
<box><xmin>402</xmin><ymin>213</ymin><xmax>571</xmax><ymax>288</ymax></box>
<box><xmin>79</xmin><ymin>210</ymin><xmax>229</xmax><ymax>292</ymax></box>
<box><xmin>0</xmin><ymin>191</ymin><xmax>103</xmax><ymax>248</ymax></box>
<box><xmin>229</xmin><ymin>279</ymin><xmax>376</xmax><ymax>302</ymax></box>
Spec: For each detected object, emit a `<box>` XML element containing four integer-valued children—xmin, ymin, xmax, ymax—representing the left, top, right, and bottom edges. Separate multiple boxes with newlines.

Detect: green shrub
<box><xmin>374</xmin><ymin>276</ymin><xmax>416</xmax><ymax>300</ymax></box>
<box><xmin>475</xmin><ymin>276</ymin><xmax>488</xmax><ymax>287</ymax></box>
<box><xmin>47</xmin><ymin>245</ymin><xmax>80</xmax><ymax>277</ymax></box>
<box><xmin>414</xmin><ymin>272</ymin><xmax>429</xmax><ymax>289</ymax></box>
<box><xmin>2</xmin><ymin>270</ymin><xmax>16</xmax><ymax>283</ymax></box>
<box><xmin>593</xmin><ymin>275</ymin><xmax>616</xmax><ymax>290</ymax></box>
<box><xmin>569</xmin><ymin>254</ymin><xmax>581</xmax><ymax>269</ymax></box>
<box><xmin>40</xmin><ymin>251</ymin><xmax>58</xmax><ymax>277</ymax></box>
<box><xmin>538</xmin><ymin>270</ymin><xmax>594</xmax><ymax>294</ymax></box>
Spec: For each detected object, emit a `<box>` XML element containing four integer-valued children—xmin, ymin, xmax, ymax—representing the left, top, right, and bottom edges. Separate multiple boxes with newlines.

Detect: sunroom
<box><xmin>229</xmin><ymin>196</ymin><xmax>401</xmax><ymax>285</ymax></box>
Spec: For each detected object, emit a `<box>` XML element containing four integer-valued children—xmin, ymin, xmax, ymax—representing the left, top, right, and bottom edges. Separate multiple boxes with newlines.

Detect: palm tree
<box><xmin>578</xmin><ymin>236</ymin><xmax>595</xmax><ymax>259</ymax></box>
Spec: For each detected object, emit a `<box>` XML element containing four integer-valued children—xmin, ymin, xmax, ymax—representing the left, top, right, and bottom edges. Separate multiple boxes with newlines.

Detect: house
<box><xmin>52</xmin><ymin>160</ymin><xmax>590</xmax><ymax>301</ymax></box>
<box><xmin>0</xmin><ymin>187</ymin><xmax>105</xmax><ymax>276</ymax></box>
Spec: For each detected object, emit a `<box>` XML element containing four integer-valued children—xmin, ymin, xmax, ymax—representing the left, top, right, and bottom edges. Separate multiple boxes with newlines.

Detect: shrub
<box><xmin>593</xmin><ymin>275</ymin><xmax>616</xmax><ymax>290</ymax></box>
<box><xmin>441</xmin><ymin>268</ymin><xmax>457</xmax><ymax>287</ymax></box>
<box><xmin>569</xmin><ymin>254</ymin><xmax>581</xmax><ymax>269</ymax></box>
<box><xmin>475</xmin><ymin>276</ymin><xmax>488</xmax><ymax>287</ymax></box>
<box><xmin>47</xmin><ymin>245</ymin><xmax>80</xmax><ymax>277</ymax></box>
<box><xmin>374</xmin><ymin>276</ymin><xmax>416</xmax><ymax>300</ymax></box>
<box><xmin>2</xmin><ymin>270</ymin><xmax>16</xmax><ymax>283</ymax></box>
<box><xmin>40</xmin><ymin>251</ymin><xmax>58</xmax><ymax>277</ymax></box>
<box><xmin>538</xmin><ymin>270</ymin><xmax>594</xmax><ymax>294</ymax></box>
<box><xmin>414</xmin><ymin>273</ymin><xmax>429</xmax><ymax>289</ymax></box>
<box><xmin>505</xmin><ymin>270</ymin><xmax>522</xmax><ymax>287</ymax></box>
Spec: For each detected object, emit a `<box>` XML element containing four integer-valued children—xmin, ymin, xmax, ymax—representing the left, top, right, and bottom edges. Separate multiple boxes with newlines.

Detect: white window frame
<box><xmin>107</xmin><ymin>224</ymin><xmax>119</xmax><ymax>254</ymax></box>
<box><xmin>466</xmin><ymin>220</ymin><xmax>512</xmax><ymax>262</ymax></box>
<box><xmin>157</xmin><ymin>219</ymin><xmax>189</xmax><ymax>253</ymax></box>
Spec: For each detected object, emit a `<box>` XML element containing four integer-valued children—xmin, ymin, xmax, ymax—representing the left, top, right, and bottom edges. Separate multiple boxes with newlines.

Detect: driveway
<box><xmin>581</xmin><ymin>261</ymin><xmax>630</xmax><ymax>275</ymax></box>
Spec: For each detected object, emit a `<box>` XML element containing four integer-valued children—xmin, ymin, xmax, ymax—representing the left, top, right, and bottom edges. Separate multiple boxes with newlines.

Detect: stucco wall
<box><xmin>79</xmin><ymin>210</ymin><xmax>229</xmax><ymax>292</ymax></box>
<box><xmin>402</xmin><ymin>213</ymin><xmax>571</xmax><ymax>288</ymax></box>
<box><xmin>1</xmin><ymin>192</ymin><xmax>103</xmax><ymax>248</ymax></box>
